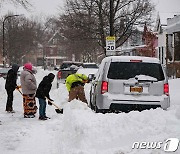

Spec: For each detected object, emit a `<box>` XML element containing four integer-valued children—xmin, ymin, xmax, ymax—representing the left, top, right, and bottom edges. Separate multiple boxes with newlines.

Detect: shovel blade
<box><xmin>55</xmin><ymin>108</ymin><xmax>63</xmax><ymax>114</ymax></box>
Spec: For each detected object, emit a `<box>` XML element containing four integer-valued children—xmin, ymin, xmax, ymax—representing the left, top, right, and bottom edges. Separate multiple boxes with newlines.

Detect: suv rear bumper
<box><xmin>97</xmin><ymin>93</ymin><xmax>170</xmax><ymax>111</ymax></box>
<box><xmin>110</xmin><ymin>104</ymin><xmax>161</xmax><ymax>112</ymax></box>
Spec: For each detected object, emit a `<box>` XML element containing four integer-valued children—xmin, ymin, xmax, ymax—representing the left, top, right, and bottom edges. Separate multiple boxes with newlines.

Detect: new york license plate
<box><xmin>130</xmin><ymin>86</ymin><xmax>143</xmax><ymax>93</ymax></box>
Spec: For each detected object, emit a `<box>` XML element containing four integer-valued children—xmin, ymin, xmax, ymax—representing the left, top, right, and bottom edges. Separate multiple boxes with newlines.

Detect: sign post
<box><xmin>106</xmin><ymin>36</ymin><xmax>116</xmax><ymax>56</ymax></box>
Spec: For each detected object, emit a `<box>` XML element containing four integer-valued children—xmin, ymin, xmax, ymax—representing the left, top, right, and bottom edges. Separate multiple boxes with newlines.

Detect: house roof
<box><xmin>167</xmin><ymin>15</ymin><xmax>180</xmax><ymax>33</ymax></box>
<box><xmin>48</xmin><ymin>31</ymin><xmax>65</xmax><ymax>44</ymax></box>
<box><xmin>154</xmin><ymin>12</ymin><xmax>179</xmax><ymax>33</ymax></box>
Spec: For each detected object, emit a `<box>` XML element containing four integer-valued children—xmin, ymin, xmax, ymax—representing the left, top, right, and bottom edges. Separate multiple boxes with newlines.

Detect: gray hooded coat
<box><xmin>20</xmin><ymin>68</ymin><xmax>37</xmax><ymax>95</ymax></box>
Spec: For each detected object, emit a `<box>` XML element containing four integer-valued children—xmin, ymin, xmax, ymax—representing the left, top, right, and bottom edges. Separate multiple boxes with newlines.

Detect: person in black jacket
<box><xmin>5</xmin><ymin>64</ymin><xmax>19</xmax><ymax>112</ymax></box>
<box><xmin>36</xmin><ymin>73</ymin><xmax>55</xmax><ymax>120</ymax></box>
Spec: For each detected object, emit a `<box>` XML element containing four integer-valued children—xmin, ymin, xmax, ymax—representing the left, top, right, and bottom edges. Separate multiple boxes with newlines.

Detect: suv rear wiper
<box><xmin>134</xmin><ymin>75</ymin><xmax>158</xmax><ymax>82</ymax></box>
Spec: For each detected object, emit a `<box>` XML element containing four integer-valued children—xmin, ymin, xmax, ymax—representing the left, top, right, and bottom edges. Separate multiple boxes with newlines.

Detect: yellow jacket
<box><xmin>65</xmin><ymin>73</ymin><xmax>88</xmax><ymax>92</ymax></box>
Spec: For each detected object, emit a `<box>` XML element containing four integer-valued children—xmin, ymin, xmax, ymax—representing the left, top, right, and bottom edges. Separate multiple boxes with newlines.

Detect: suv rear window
<box><xmin>107</xmin><ymin>62</ymin><xmax>165</xmax><ymax>81</ymax></box>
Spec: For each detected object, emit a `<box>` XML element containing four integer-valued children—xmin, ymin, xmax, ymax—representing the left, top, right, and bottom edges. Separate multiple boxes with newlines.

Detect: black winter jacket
<box><xmin>5</xmin><ymin>64</ymin><xmax>19</xmax><ymax>91</ymax></box>
<box><xmin>35</xmin><ymin>74</ymin><xmax>54</xmax><ymax>100</ymax></box>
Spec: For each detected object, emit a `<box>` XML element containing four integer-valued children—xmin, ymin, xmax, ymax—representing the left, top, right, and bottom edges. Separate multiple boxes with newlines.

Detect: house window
<box><xmin>174</xmin><ymin>32</ymin><xmax>180</xmax><ymax>61</ymax></box>
<box><xmin>50</xmin><ymin>48</ymin><xmax>53</xmax><ymax>55</ymax></box>
<box><xmin>53</xmin><ymin>39</ymin><xmax>57</xmax><ymax>45</ymax></box>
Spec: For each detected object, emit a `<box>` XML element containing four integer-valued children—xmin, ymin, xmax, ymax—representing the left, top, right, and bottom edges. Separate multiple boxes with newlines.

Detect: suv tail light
<box><xmin>164</xmin><ymin>83</ymin><xmax>169</xmax><ymax>96</ymax></box>
<box><xmin>57</xmin><ymin>71</ymin><xmax>62</xmax><ymax>79</ymax></box>
<box><xmin>101</xmin><ymin>81</ymin><xmax>108</xmax><ymax>94</ymax></box>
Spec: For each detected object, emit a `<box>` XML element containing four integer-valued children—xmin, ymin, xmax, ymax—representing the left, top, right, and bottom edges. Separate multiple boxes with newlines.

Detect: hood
<box><xmin>48</xmin><ymin>73</ymin><xmax>55</xmax><ymax>82</ymax></box>
<box><xmin>12</xmin><ymin>64</ymin><xmax>19</xmax><ymax>73</ymax></box>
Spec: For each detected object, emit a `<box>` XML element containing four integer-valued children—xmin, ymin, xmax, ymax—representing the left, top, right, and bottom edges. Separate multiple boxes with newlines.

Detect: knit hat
<box><xmin>24</xmin><ymin>63</ymin><xmax>32</xmax><ymax>71</ymax></box>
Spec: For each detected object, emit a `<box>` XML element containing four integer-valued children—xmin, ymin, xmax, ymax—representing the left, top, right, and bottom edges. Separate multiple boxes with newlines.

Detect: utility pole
<box><xmin>106</xmin><ymin>0</ymin><xmax>116</xmax><ymax>56</ymax></box>
<box><xmin>2</xmin><ymin>14</ymin><xmax>21</xmax><ymax>67</ymax></box>
<box><xmin>109</xmin><ymin>0</ymin><xmax>114</xmax><ymax>36</ymax></box>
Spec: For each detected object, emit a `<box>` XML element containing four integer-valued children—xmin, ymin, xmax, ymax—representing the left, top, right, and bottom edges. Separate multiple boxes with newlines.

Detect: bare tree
<box><xmin>0</xmin><ymin>14</ymin><xmax>46</xmax><ymax>65</ymax></box>
<box><xmin>61</xmin><ymin>0</ymin><xmax>154</xmax><ymax>55</ymax></box>
<box><xmin>0</xmin><ymin>0</ymin><xmax>31</xmax><ymax>9</ymax></box>
<box><xmin>55</xmin><ymin>13</ymin><xmax>102</xmax><ymax>61</ymax></box>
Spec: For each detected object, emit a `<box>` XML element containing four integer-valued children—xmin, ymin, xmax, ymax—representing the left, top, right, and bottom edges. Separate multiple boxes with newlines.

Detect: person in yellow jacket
<box><xmin>65</xmin><ymin>73</ymin><xmax>89</xmax><ymax>103</ymax></box>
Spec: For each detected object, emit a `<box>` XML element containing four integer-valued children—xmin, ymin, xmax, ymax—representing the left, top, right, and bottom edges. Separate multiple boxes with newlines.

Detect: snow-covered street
<box><xmin>0</xmin><ymin>68</ymin><xmax>180</xmax><ymax>154</ymax></box>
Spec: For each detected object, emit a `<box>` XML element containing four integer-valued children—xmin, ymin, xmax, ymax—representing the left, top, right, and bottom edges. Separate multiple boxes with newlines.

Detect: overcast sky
<box><xmin>0</xmin><ymin>0</ymin><xmax>180</xmax><ymax>20</ymax></box>
<box><xmin>152</xmin><ymin>0</ymin><xmax>180</xmax><ymax>13</ymax></box>
<box><xmin>151</xmin><ymin>0</ymin><xmax>180</xmax><ymax>24</ymax></box>
<box><xmin>0</xmin><ymin>0</ymin><xmax>65</xmax><ymax>18</ymax></box>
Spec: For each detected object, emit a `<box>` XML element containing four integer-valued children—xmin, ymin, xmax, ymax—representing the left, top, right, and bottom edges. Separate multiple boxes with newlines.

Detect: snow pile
<box><xmin>59</xmin><ymin>100</ymin><xmax>180</xmax><ymax>154</ymax></box>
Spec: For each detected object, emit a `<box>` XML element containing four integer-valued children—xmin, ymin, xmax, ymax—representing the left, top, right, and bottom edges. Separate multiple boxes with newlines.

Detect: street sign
<box><xmin>106</xmin><ymin>36</ymin><xmax>116</xmax><ymax>56</ymax></box>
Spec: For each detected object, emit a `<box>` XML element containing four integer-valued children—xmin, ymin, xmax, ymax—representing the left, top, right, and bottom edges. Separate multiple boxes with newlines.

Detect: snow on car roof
<box><xmin>101</xmin><ymin>56</ymin><xmax>160</xmax><ymax>64</ymax></box>
<box><xmin>76</xmin><ymin>68</ymin><xmax>98</xmax><ymax>76</ymax></box>
<box><xmin>83</xmin><ymin>62</ymin><xmax>97</xmax><ymax>64</ymax></box>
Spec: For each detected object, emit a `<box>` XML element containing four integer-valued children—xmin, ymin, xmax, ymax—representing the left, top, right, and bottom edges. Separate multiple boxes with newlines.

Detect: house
<box><xmin>115</xmin><ymin>28</ymin><xmax>145</xmax><ymax>56</ymax></box>
<box><xmin>139</xmin><ymin>23</ymin><xmax>158</xmax><ymax>57</ymax></box>
<box><xmin>154</xmin><ymin>13</ymin><xmax>180</xmax><ymax>78</ymax></box>
<box><xmin>44</xmin><ymin>31</ymin><xmax>67</xmax><ymax>68</ymax></box>
<box><xmin>115</xmin><ymin>24</ymin><xmax>158</xmax><ymax>57</ymax></box>
<box><xmin>154</xmin><ymin>13</ymin><xmax>168</xmax><ymax>66</ymax></box>
<box><xmin>166</xmin><ymin>15</ymin><xmax>180</xmax><ymax>78</ymax></box>
<box><xmin>21</xmin><ymin>31</ymin><xmax>67</xmax><ymax>69</ymax></box>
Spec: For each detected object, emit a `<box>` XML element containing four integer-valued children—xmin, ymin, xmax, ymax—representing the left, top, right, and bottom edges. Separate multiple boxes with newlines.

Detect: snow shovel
<box><xmin>16</xmin><ymin>88</ymin><xmax>63</xmax><ymax>114</ymax></box>
<box><xmin>45</xmin><ymin>97</ymin><xmax>63</xmax><ymax>114</ymax></box>
<box><xmin>16</xmin><ymin>87</ymin><xmax>23</xmax><ymax>95</ymax></box>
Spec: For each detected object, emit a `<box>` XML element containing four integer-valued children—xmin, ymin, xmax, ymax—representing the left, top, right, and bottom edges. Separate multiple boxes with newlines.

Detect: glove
<box><xmin>47</xmin><ymin>98</ymin><xmax>53</xmax><ymax>105</ymax></box>
<box><xmin>48</xmin><ymin>101</ymin><xmax>52</xmax><ymax>105</ymax></box>
<box><xmin>16</xmin><ymin>85</ymin><xmax>21</xmax><ymax>89</ymax></box>
<box><xmin>49</xmin><ymin>98</ymin><xmax>54</xmax><ymax>101</ymax></box>
<box><xmin>86</xmin><ymin>79</ymin><xmax>90</xmax><ymax>83</ymax></box>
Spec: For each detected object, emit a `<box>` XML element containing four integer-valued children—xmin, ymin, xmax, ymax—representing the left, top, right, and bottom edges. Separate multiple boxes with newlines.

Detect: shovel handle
<box><xmin>16</xmin><ymin>88</ymin><xmax>23</xmax><ymax>95</ymax></box>
<box><xmin>45</xmin><ymin>97</ymin><xmax>62</xmax><ymax>110</ymax></box>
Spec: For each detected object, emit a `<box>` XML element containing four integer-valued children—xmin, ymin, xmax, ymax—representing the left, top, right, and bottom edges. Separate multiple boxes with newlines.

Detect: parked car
<box><xmin>76</xmin><ymin>63</ymin><xmax>99</xmax><ymax>79</ymax></box>
<box><xmin>89</xmin><ymin>56</ymin><xmax>170</xmax><ymax>113</ymax></box>
<box><xmin>0</xmin><ymin>68</ymin><xmax>11</xmax><ymax>79</ymax></box>
<box><xmin>56</xmin><ymin>61</ymin><xmax>83</xmax><ymax>87</ymax></box>
<box><xmin>81</xmin><ymin>63</ymin><xmax>98</xmax><ymax>69</ymax></box>
<box><xmin>0</xmin><ymin>66</ymin><xmax>22</xmax><ymax>79</ymax></box>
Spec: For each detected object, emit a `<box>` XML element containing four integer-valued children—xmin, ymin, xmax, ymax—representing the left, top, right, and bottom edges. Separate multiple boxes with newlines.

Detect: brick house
<box><xmin>43</xmin><ymin>31</ymin><xmax>67</xmax><ymax>68</ymax></box>
<box><xmin>139</xmin><ymin>23</ymin><xmax>158</xmax><ymax>57</ymax></box>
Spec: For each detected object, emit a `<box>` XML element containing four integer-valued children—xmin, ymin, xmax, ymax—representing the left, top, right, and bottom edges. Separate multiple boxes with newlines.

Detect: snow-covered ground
<box><xmin>0</xmin><ymin>68</ymin><xmax>180</xmax><ymax>154</ymax></box>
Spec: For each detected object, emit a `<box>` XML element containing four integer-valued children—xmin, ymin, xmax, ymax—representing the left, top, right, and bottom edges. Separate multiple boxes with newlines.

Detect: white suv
<box><xmin>89</xmin><ymin>56</ymin><xmax>170</xmax><ymax>113</ymax></box>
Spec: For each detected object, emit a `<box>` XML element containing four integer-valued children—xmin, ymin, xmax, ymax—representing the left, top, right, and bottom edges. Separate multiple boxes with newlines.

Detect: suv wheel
<box><xmin>90</xmin><ymin>101</ymin><xmax>95</xmax><ymax>111</ymax></box>
<box><xmin>57</xmin><ymin>82</ymin><xmax>59</xmax><ymax>88</ymax></box>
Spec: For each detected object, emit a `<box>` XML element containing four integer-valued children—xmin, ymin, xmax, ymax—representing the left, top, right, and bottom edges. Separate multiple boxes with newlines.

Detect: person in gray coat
<box><xmin>20</xmin><ymin>63</ymin><xmax>37</xmax><ymax>118</ymax></box>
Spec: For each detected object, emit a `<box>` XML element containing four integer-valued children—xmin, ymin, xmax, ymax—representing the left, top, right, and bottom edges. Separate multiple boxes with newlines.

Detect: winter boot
<box><xmin>39</xmin><ymin>116</ymin><xmax>47</xmax><ymax>120</ymax></box>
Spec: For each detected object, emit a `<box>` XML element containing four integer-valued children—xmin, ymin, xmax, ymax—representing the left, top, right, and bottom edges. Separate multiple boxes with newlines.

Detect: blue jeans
<box><xmin>38</xmin><ymin>98</ymin><xmax>46</xmax><ymax>117</ymax></box>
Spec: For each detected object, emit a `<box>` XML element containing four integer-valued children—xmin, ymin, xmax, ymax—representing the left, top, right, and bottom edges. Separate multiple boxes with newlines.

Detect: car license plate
<box><xmin>130</xmin><ymin>86</ymin><xmax>143</xmax><ymax>93</ymax></box>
